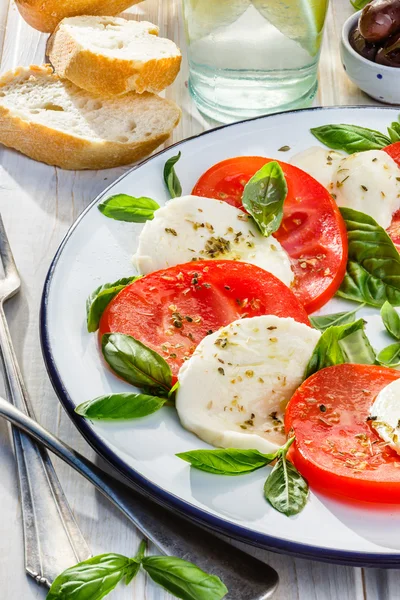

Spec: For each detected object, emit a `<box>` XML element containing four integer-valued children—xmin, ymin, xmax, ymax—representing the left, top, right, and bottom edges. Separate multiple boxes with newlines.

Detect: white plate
<box><xmin>41</xmin><ymin>107</ymin><xmax>400</xmax><ymax>567</ymax></box>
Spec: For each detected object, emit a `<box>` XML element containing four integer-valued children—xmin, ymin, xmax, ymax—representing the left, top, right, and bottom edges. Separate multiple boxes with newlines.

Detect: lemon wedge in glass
<box><xmin>184</xmin><ymin>0</ymin><xmax>251</xmax><ymax>41</ymax></box>
<box><xmin>252</xmin><ymin>0</ymin><xmax>329</xmax><ymax>56</ymax></box>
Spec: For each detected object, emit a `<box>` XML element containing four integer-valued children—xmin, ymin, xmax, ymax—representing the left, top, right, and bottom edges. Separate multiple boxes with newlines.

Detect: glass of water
<box><xmin>182</xmin><ymin>0</ymin><xmax>329</xmax><ymax>123</ymax></box>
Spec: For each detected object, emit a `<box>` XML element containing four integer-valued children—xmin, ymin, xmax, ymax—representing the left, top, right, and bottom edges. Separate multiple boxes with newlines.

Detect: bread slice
<box><xmin>15</xmin><ymin>0</ymin><xmax>144</xmax><ymax>33</ymax></box>
<box><xmin>47</xmin><ymin>16</ymin><xmax>182</xmax><ymax>96</ymax></box>
<box><xmin>0</xmin><ymin>66</ymin><xmax>181</xmax><ymax>170</ymax></box>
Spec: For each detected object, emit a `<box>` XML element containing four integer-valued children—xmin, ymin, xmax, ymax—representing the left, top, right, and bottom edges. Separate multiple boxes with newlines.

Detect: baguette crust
<box><xmin>15</xmin><ymin>0</ymin><xmax>143</xmax><ymax>33</ymax></box>
<box><xmin>0</xmin><ymin>66</ymin><xmax>181</xmax><ymax>170</ymax></box>
<box><xmin>47</xmin><ymin>18</ymin><xmax>182</xmax><ymax>96</ymax></box>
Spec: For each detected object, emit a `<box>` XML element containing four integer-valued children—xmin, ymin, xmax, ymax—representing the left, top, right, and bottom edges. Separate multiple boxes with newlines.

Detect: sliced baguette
<box><xmin>15</xmin><ymin>0</ymin><xmax>143</xmax><ymax>33</ymax></box>
<box><xmin>0</xmin><ymin>66</ymin><xmax>181</xmax><ymax>170</ymax></box>
<box><xmin>47</xmin><ymin>16</ymin><xmax>182</xmax><ymax>96</ymax></box>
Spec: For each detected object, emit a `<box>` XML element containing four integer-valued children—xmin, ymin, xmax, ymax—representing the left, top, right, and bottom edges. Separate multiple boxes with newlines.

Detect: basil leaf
<box><xmin>176</xmin><ymin>448</ymin><xmax>278</xmax><ymax>475</ymax></box>
<box><xmin>125</xmin><ymin>540</ymin><xmax>147</xmax><ymax>585</ymax></box>
<box><xmin>264</xmin><ymin>439</ymin><xmax>308</xmax><ymax>517</ymax></box>
<box><xmin>309</xmin><ymin>304</ymin><xmax>364</xmax><ymax>332</ymax></box>
<box><xmin>310</xmin><ymin>124</ymin><xmax>390</xmax><ymax>154</ymax></box>
<box><xmin>306</xmin><ymin>319</ymin><xmax>375</xmax><ymax>378</ymax></box>
<box><xmin>377</xmin><ymin>343</ymin><xmax>400</xmax><ymax>367</ymax></box>
<box><xmin>241</xmin><ymin>161</ymin><xmax>288</xmax><ymax>237</ymax></box>
<box><xmin>141</xmin><ymin>556</ymin><xmax>228</xmax><ymax>600</ymax></box>
<box><xmin>351</xmin><ymin>0</ymin><xmax>371</xmax><ymax>9</ymax></box>
<box><xmin>75</xmin><ymin>393</ymin><xmax>166</xmax><ymax>420</ymax></box>
<box><xmin>388</xmin><ymin>121</ymin><xmax>400</xmax><ymax>143</ymax></box>
<box><xmin>337</xmin><ymin>208</ymin><xmax>400</xmax><ymax>307</ymax></box>
<box><xmin>47</xmin><ymin>553</ymin><xmax>138</xmax><ymax>600</ymax></box>
<box><xmin>164</xmin><ymin>152</ymin><xmax>182</xmax><ymax>199</ymax></box>
<box><xmin>98</xmin><ymin>194</ymin><xmax>160</xmax><ymax>222</ymax></box>
<box><xmin>102</xmin><ymin>333</ymin><xmax>172</xmax><ymax>396</ymax></box>
<box><xmin>86</xmin><ymin>276</ymin><xmax>141</xmax><ymax>333</ymax></box>
<box><xmin>381</xmin><ymin>301</ymin><xmax>400</xmax><ymax>341</ymax></box>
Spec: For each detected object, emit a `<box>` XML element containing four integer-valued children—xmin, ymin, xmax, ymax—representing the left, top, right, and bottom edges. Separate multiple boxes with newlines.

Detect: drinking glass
<box><xmin>182</xmin><ymin>0</ymin><xmax>330</xmax><ymax>123</ymax></box>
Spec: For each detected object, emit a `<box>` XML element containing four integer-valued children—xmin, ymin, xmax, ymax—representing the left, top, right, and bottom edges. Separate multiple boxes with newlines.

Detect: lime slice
<box><xmin>252</xmin><ymin>0</ymin><xmax>329</xmax><ymax>56</ymax></box>
<box><xmin>185</xmin><ymin>0</ymin><xmax>251</xmax><ymax>41</ymax></box>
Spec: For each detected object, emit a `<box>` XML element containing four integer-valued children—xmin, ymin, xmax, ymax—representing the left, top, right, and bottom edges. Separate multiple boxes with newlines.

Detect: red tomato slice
<box><xmin>383</xmin><ymin>143</ymin><xmax>400</xmax><ymax>249</ymax></box>
<box><xmin>285</xmin><ymin>364</ymin><xmax>400</xmax><ymax>504</ymax></box>
<box><xmin>99</xmin><ymin>260</ymin><xmax>310</xmax><ymax>381</ymax></box>
<box><xmin>192</xmin><ymin>157</ymin><xmax>348</xmax><ymax>314</ymax></box>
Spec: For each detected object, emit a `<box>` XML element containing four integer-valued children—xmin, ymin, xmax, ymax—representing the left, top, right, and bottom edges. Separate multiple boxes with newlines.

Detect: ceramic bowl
<box><xmin>341</xmin><ymin>11</ymin><xmax>400</xmax><ymax>104</ymax></box>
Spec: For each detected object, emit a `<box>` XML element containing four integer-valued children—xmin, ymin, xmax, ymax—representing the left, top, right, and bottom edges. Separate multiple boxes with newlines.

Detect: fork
<box><xmin>0</xmin><ymin>215</ymin><xmax>91</xmax><ymax>586</ymax></box>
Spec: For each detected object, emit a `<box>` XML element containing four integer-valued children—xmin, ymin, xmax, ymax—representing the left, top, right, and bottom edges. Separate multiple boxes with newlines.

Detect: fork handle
<box><xmin>0</xmin><ymin>305</ymin><xmax>90</xmax><ymax>585</ymax></box>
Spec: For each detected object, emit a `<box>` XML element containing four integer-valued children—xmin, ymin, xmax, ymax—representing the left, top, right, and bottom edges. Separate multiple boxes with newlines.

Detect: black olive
<box><xmin>376</xmin><ymin>30</ymin><xmax>400</xmax><ymax>66</ymax></box>
<box><xmin>349</xmin><ymin>26</ymin><xmax>379</xmax><ymax>61</ymax></box>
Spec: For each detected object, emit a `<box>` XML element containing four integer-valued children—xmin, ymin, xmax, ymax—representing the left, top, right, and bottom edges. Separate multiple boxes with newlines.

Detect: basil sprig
<box><xmin>102</xmin><ymin>333</ymin><xmax>172</xmax><ymax>396</ymax></box>
<box><xmin>46</xmin><ymin>553</ymin><xmax>140</xmax><ymax>600</ymax></box>
<box><xmin>388</xmin><ymin>119</ymin><xmax>400</xmax><ymax>143</ymax></box>
<box><xmin>178</xmin><ymin>438</ymin><xmax>308</xmax><ymax>517</ymax></box>
<box><xmin>309</xmin><ymin>304</ymin><xmax>364</xmax><ymax>332</ymax></box>
<box><xmin>47</xmin><ymin>540</ymin><xmax>227</xmax><ymax>600</ymax></box>
<box><xmin>381</xmin><ymin>301</ymin><xmax>400</xmax><ymax>340</ymax></box>
<box><xmin>377</xmin><ymin>343</ymin><xmax>400</xmax><ymax>367</ymax></box>
<box><xmin>306</xmin><ymin>319</ymin><xmax>376</xmax><ymax>378</ymax></box>
<box><xmin>264</xmin><ymin>438</ymin><xmax>308</xmax><ymax>517</ymax></box>
<box><xmin>141</xmin><ymin>556</ymin><xmax>227</xmax><ymax>600</ymax></box>
<box><xmin>337</xmin><ymin>208</ymin><xmax>400</xmax><ymax>307</ymax></box>
<box><xmin>310</xmin><ymin>124</ymin><xmax>391</xmax><ymax>154</ymax></box>
<box><xmin>98</xmin><ymin>194</ymin><xmax>160</xmax><ymax>222</ymax></box>
<box><xmin>176</xmin><ymin>448</ymin><xmax>278</xmax><ymax>475</ymax></box>
<box><xmin>164</xmin><ymin>152</ymin><xmax>182</xmax><ymax>198</ymax></box>
<box><xmin>75</xmin><ymin>392</ymin><xmax>167</xmax><ymax>420</ymax></box>
<box><xmin>241</xmin><ymin>161</ymin><xmax>288</xmax><ymax>237</ymax></box>
<box><xmin>86</xmin><ymin>276</ymin><xmax>141</xmax><ymax>333</ymax></box>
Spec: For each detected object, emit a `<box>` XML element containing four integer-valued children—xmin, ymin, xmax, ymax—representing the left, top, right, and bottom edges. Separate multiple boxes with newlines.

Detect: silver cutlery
<box><xmin>0</xmin><ymin>396</ymin><xmax>279</xmax><ymax>599</ymax></box>
<box><xmin>0</xmin><ymin>215</ymin><xmax>91</xmax><ymax>585</ymax></box>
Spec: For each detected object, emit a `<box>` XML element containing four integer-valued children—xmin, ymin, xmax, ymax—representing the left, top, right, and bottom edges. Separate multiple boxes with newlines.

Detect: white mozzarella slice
<box><xmin>176</xmin><ymin>315</ymin><xmax>320</xmax><ymax>453</ymax></box>
<box><xmin>132</xmin><ymin>195</ymin><xmax>294</xmax><ymax>287</ymax></box>
<box><xmin>370</xmin><ymin>378</ymin><xmax>400</xmax><ymax>456</ymax></box>
<box><xmin>290</xmin><ymin>147</ymin><xmax>344</xmax><ymax>188</ymax></box>
<box><xmin>331</xmin><ymin>150</ymin><xmax>400</xmax><ymax>229</ymax></box>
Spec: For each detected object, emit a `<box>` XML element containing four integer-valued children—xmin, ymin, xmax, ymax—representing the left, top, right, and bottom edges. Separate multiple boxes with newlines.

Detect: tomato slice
<box><xmin>192</xmin><ymin>157</ymin><xmax>348</xmax><ymax>314</ymax></box>
<box><xmin>99</xmin><ymin>260</ymin><xmax>310</xmax><ymax>381</ymax></box>
<box><xmin>383</xmin><ymin>143</ymin><xmax>400</xmax><ymax>249</ymax></box>
<box><xmin>285</xmin><ymin>364</ymin><xmax>400</xmax><ymax>503</ymax></box>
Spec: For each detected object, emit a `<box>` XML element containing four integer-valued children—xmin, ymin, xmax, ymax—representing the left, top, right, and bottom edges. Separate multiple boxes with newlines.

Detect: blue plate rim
<box><xmin>40</xmin><ymin>105</ymin><xmax>400</xmax><ymax>568</ymax></box>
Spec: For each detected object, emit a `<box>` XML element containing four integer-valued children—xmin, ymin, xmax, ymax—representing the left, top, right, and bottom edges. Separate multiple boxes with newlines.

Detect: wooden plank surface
<box><xmin>0</xmin><ymin>0</ymin><xmax>396</xmax><ymax>598</ymax></box>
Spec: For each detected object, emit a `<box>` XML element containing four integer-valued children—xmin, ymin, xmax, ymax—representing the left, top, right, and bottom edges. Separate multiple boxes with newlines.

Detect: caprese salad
<box><xmin>80</xmin><ymin>115</ymin><xmax>400</xmax><ymax>517</ymax></box>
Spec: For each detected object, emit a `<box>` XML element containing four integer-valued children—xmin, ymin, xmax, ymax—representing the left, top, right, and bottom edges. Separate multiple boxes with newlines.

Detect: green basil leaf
<box><xmin>309</xmin><ymin>304</ymin><xmax>364</xmax><ymax>332</ymax></box>
<box><xmin>264</xmin><ymin>444</ymin><xmax>308</xmax><ymax>517</ymax></box>
<box><xmin>124</xmin><ymin>540</ymin><xmax>147</xmax><ymax>585</ymax></box>
<box><xmin>102</xmin><ymin>333</ymin><xmax>172</xmax><ymax>396</ymax></box>
<box><xmin>351</xmin><ymin>0</ymin><xmax>371</xmax><ymax>9</ymax></box>
<box><xmin>176</xmin><ymin>448</ymin><xmax>278</xmax><ymax>475</ymax></box>
<box><xmin>47</xmin><ymin>553</ymin><xmax>138</xmax><ymax>600</ymax></box>
<box><xmin>98</xmin><ymin>194</ymin><xmax>160</xmax><ymax>222</ymax></box>
<box><xmin>377</xmin><ymin>343</ymin><xmax>400</xmax><ymax>367</ymax></box>
<box><xmin>75</xmin><ymin>393</ymin><xmax>166</xmax><ymax>420</ymax></box>
<box><xmin>388</xmin><ymin>125</ymin><xmax>400</xmax><ymax>144</ymax></box>
<box><xmin>141</xmin><ymin>556</ymin><xmax>228</xmax><ymax>600</ymax></box>
<box><xmin>164</xmin><ymin>152</ymin><xmax>182</xmax><ymax>198</ymax></box>
<box><xmin>337</xmin><ymin>208</ymin><xmax>400</xmax><ymax>307</ymax></box>
<box><xmin>381</xmin><ymin>301</ymin><xmax>400</xmax><ymax>341</ymax></box>
<box><xmin>310</xmin><ymin>124</ymin><xmax>390</xmax><ymax>154</ymax></box>
<box><xmin>241</xmin><ymin>161</ymin><xmax>288</xmax><ymax>237</ymax></box>
<box><xmin>306</xmin><ymin>319</ymin><xmax>375</xmax><ymax>378</ymax></box>
<box><xmin>86</xmin><ymin>276</ymin><xmax>141</xmax><ymax>333</ymax></box>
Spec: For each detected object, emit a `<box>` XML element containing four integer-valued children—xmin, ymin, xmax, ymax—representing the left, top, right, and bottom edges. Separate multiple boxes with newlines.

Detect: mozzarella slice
<box><xmin>176</xmin><ymin>315</ymin><xmax>320</xmax><ymax>453</ymax></box>
<box><xmin>291</xmin><ymin>147</ymin><xmax>344</xmax><ymax>188</ymax></box>
<box><xmin>369</xmin><ymin>378</ymin><xmax>400</xmax><ymax>456</ymax></box>
<box><xmin>132</xmin><ymin>195</ymin><xmax>294</xmax><ymax>287</ymax></box>
<box><xmin>331</xmin><ymin>150</ymin><xmax>400</xmax><ymax>229</ymax></box>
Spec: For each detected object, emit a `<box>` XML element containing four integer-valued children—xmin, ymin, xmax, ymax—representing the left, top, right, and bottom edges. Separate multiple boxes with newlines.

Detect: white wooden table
<box><xmin>0</xmin><ymin>1</ymin><xmax>397</xmax><ymax>598</ymax></box>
